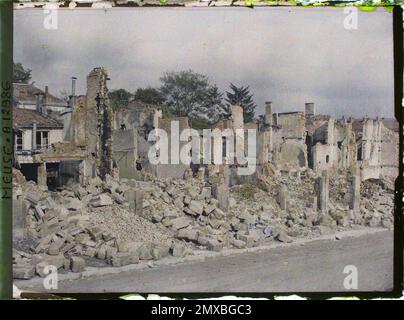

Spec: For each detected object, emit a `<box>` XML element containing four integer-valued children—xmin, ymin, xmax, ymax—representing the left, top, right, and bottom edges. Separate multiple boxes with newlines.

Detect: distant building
<box><xmin>13</xmin><ymin>108</ymin><xmax>64</xmax><ymax>184</ymax></box>
<box><xmin>13</xmin><ymin>83</ymin><xmax>70</xmax><ymax>115</ymax></box>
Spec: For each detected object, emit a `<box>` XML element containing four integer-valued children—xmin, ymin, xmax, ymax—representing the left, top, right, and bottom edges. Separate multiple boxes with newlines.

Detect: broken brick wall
<box><xmin>85</xmin><ymin>67</ymin><xmax>113</xmax><ymax>181</ymax></box>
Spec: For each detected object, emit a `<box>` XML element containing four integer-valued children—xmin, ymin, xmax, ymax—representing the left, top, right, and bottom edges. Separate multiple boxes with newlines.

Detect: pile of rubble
<box><xmin>359</xmin><ymin>178</ymin><xmax>395</xmax><ymax>228</ymax></box>
<box><xmin>141</xmin><ymin>177</ymin><xmax>264</xmax><ymax>251</ymax></box>
<box><xmin>12</xmin><ymin>170</ymin><xmax>186</xmax><ymax>280</ymax></box>
<box><xmin>328</xmin><ymin>172</ymin><xmax>395</xmax><ymax>229</ymax></box>
<box><xmin>13</xmin><ymin>167</ymin><xmax>395</xmax><ymax>281</ymax></box>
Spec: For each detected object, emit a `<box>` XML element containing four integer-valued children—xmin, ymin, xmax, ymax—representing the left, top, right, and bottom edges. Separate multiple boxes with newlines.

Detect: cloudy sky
<box><xmin>14</xmin><ymin>7</ymin><xmax>394</xmax><ymax>118</ymax></box>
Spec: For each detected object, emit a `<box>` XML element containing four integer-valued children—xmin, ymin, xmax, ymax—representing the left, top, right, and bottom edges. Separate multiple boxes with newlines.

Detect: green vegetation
<box><xmin>13</xmin><ymin>62</ymin><xmax>32</xmax><ymax>84</ymax></box>
<box><xmin>236</xmin><ymin>184</ymin><xmax>257</xmax><ymax>200</ymax></box>
<box><xmin>225</xmin><ymin>83</ymin><xmax>257</xmax><ymax>123</ymax></box>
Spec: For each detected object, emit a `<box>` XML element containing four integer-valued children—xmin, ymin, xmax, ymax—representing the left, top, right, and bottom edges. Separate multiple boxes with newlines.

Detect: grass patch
<box><xmin>236</xmin><ymin>184</ymin><xmax>257</xmax><ymax>200</ymax></box>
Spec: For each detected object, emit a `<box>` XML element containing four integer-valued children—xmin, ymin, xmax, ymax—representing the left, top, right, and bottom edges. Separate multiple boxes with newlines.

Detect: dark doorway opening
<box><xmin>20</xmin><ymin>163</ymin><xmax>39</xmax><ymax>183</ymax></box>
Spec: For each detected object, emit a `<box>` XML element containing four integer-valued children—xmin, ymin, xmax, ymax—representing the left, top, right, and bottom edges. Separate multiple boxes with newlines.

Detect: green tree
<box><xmin>134</xmin><ymin>87</ymin><xmax>165</xmax><ymax>106</ymax></box>
<box><xmin>159</xmin><ymin>70</ymin><xmax>227</xmax><ymax>124</ymax></box>
<box><xmin>108</xmin><ymin>89</ymin><xmax>132</xmax><ymax>111</ymax></box>
<box><xmin>13</xmin><ymin>62</ymin><xmax>32</xmax><ymax>84</ymax></box>
<box><xmin>225</xmin><ymin>83</ymin><xmax>257</xmax><ymax>123</ymax></box>
<box><xmin>193</xmin><ymin>84</ymin><xmax>227</xmax><ymax>124</ymax></box>
<box><xmin>189</xmin><ymin>117</ymin><xmax>211</xmax><ymax>129</ymax></box>
<box><xmin>159</xmin><ymin>70</ymin><xmax>211</xmax><ymax>117</ymax></box>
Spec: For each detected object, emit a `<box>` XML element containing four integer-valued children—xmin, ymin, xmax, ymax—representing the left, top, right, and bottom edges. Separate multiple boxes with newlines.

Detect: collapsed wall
<box><xmin>85</xmin><ymin>67</ymin><xmax>113</xmax><ymax>181</ymax></box>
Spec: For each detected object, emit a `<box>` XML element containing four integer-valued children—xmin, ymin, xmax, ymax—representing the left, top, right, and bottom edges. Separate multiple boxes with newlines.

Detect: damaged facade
<box><xmin>13</xmin><ymin>68</ymin><xmax>115</xmax><ymax>189</ymax></box>
<box><xmin>16</xmin><ymin>68</ymin><xmax>397</xmax><ymax>193</ymax></box>
<box><xmin>256</xmin><ymin>101</ymin><xmax>398</xmax><ymax>181</ymax></box>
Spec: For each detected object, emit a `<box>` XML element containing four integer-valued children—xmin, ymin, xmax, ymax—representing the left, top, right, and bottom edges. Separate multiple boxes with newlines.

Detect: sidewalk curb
<box><xmin>14</xmin><ymin>227</ymin><xmax>388</xmax><ymax>289</ymax></box>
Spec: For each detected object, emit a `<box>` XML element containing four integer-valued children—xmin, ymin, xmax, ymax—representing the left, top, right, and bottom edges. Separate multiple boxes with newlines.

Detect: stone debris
<box><xmin>70</xmin><ymin>256</ymin><xmax>86</xmax><ymax>272</ymax></box>
<box><xmin>12</xmin><ymin>170</ymin><xmax>184</xmax><ymax>280</ymax></box>
<box><xmin>111</xmin><ymin>252</ymin><xmax>139</xmax><ymax>267</ymax></box>
<box><xmin>13</xmin><ymin>265</ymin><xmax>35</xmax><ymax>280</ymax></box>
<box><xmin>90</xmin><ymin>194</ymin><xmax>113</xmax><ymax>207</ymax></box>
<box><xmin>12</xmin><ymin>166</ymin><xmax>394</xmax><ymax>280</ymax></box>
<box><xmin>171</xmin><ymin>243</ymin><xmax>187</xmax><ymax>257</ymax></box>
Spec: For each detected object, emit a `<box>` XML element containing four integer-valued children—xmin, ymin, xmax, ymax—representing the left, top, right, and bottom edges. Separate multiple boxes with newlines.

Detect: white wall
<box><xmin>22</xmin><ymin>129</ymin><xmax>32</xmax><ymax>150</ymax></box>
<box><xmin>21</xmin><ymin>128</ymin><xmax>63</xmax><ymax>150</ymax></box>
<box><xmin>50</xmin><ymin>129</ymin><xmax>63</xmax><ymax>144</ymax></box>
<box><xmin>312</xmin><ymin>143</ymin><xmax>338</xmax><ymax>172</ymax></box>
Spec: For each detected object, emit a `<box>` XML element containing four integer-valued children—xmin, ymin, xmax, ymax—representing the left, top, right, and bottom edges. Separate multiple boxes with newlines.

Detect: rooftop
<box><xmin>13</xmin><ymin>83</ymin><xmax>67</xmax><ymax>106</ymax></box>
<box><xmin>13</xmin><ymin>108</ymin><xmax>63</xmax><ymax>129</ymax></box>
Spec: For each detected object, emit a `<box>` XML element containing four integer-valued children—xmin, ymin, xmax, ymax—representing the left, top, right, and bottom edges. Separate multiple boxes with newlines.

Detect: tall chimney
<box><xmin>43</xmin><ymin>86</ymin><xmax>49</xmax><ymax>109</ymax></box>
<box><xmin>71</xmin><ymin>77</ymin><xmax>77</xmax><ymax>107</ymax></box>
<box><xmin>265</xmin><ymin>101</ymin><xmax>272</xmax><ymax>125</ymax></box>
<box><xmin>273</xmin><ymin>113</ymin><xmax>278</xmax><ymax>126</ymax></box>
<box><xmin>305</xmin><ymin>102</ymin><xmax>315</xmax><ymax>117</ymax></box>
<box><xmin>32</xmin><ymin>122</ymin><xmax>37</xmax><ymax>151</ymax></box>
<box><xmin>35</xmin><ymin>92</ymin><xmax>45</xmax><ymax>114</ymax></box>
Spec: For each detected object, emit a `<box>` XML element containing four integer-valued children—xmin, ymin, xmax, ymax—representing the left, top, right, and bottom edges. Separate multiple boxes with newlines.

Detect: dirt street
<box><xmin>18</xmin><ymin>230</ymin><xmax>393</xmax><ymax>293</ymax></box>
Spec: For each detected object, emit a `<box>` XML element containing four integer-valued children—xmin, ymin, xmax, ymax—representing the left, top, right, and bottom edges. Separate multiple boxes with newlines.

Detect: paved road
<box><xmin>23</xmin><ymin>230</ymin><xmax>394</xmax><ymax>293</ymax></box>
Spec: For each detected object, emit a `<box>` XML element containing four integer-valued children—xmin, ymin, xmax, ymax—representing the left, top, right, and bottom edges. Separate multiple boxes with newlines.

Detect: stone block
<box><xmin>236</xmin><ymin>232</ymin><xmax>256</xmax><ymax>248</ymax></box>
<box><xmin>67</xmin><ymin>198</ymin><xmax>84</xmax><ymax>211</ymax></box>
<box><xmin>189</xmin><ymin>200</ymin><xmax>204</xmax><ymax>215</ymax></box>
<box><xmin>277</xmin><ymin>185</ymin><xmax>288</xmax><ymax>210</ymax></box>
<box><xmin>25</xmin><ymin>190</ymin><xmax>42</xmax><ymax>205</ymax></box>
<box><xmin>90</xmin><ymin>194</ymin><xmax>113</xmax><ymax>207</ymax></box>
<box><xmin>171</xmin><ymin>243</ymin><xmax>187</xmax><ymax>257</ymax></box>
<box><xmin>212</xmin><ymin>183</ymin><xmax>229</xmax><ymax>212</ymax></box>
<box><xmin>70</xmin><ymin>256</ymin><xmax>86</xmax><ymax>272</ymax></box>
<box><xmin>87</xmin><ymin>226</ymin><xmax>103</xmax><ymax>241</ymax></box>
<box><xmin>177</xmin><ymin>228</ymin><xmax>199</xmax><ymax>242</ymax></box>
<box><xmin>206</xmin><ymin>239</ymin><xmax>223</xmax><ymax>252</ymax></box>
<box><xmin>138</xmin><ymin>243</ymin><xmax>153</xmax><ymax>260</ymax></box>
<box><xmin>124</xmin><ymin>189</ymin><xmax>144</xmax><ymax>215</ymax></box>
<box><xmin>233</xmin><ymin>239</ymin><xmax>246</xmax><ymax>249</ymax></box>
<box><xmin>111</xmin><ymin>192</ymin><xmax>125</xmax><ymax>205</ymax></box>
<box><xmin>13</xmin><ymin>265</ymin><xmax>35</xmax><ymax>280</ymax></box>
<box><xmin>84</xmin><ymin>247</ymin><xmax>96</xmax><ymax>257</ymax></box>
<box><xmin>203</xmin><ymin>204</ymin><xmax>215</xmax><ymax>215</ymax></box>
<box><xmin>105</xmin><ymin>246</ymin><xmax>118</xmax><ymax>259</ymax></box>
<box><xmin>96</xmin><ymin>245</ymin><xmax>108</xmax><ymax>260</ymax></box>
<box><xmin>47</xmin><ymin>243</ymin><xmax>62</xmax><ymax>256</ymax></box>
<box><xmin>276</xmin><ymin>231</ymin><xmax>292</xmax><ymax>243</ymax></box>
<box><xmin>111</xmin><ymin>252</ymin><xmax>139</xmax><ymax>267</ymax></box>
<box><xmin>171</xmin><ymin>217</ymin><xmax>190</xmax><ymax>231</ymax></box>
<box><xmin>152</xmin><ymin>245</ymin><xmax>170</xmax><ymax>260</ymax></box>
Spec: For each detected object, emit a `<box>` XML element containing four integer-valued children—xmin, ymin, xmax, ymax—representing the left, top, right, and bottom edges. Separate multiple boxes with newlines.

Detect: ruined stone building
<box><xmin>112</xmin><ymin>100</ymin><xmax>192</xmax><ymax>179</ymax></box>
<box><xmin>13</xmin><ymin>108</ymin><xmax>64</xmax><ymax>187</ymax></box>
<box><xmin>13</xmin><ymin>68</ymin><xmax>114</xmax><ymax>189</ymax></box>
<box><xmin>13</xmin><ymin>66</ymin><xmax>398</xmax><ymax>194</ymax></box>
<box><xmin>111</xmin><ymin>96</ymin><xmax>398</xmax><ymax>188</ymax></box>
<box><xmin>255</xmin><ymin>101</ymin><xmax>398</xmax><ymax>182</ymax></box>
<box><xmin>13</xmin><ymin>83</ymin><xmax>69</xmax><ymax>114</ymax></box>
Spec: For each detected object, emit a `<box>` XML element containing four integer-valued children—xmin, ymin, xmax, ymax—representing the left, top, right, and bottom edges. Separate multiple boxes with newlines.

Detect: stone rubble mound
<box><xmin>12</xmin><ymin>168</ymin><xmax>394</xmax><ymax>281</ymax></box>
<box><xmin>12</xmin><ymin>170</ymin><xmax>185</xmax><ymax>280</ymax></box>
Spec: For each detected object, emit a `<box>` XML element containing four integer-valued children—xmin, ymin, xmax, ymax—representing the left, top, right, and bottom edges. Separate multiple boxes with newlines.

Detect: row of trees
<box><xmin>12</xmin><ymin>63</ymin><xmax>257</xmax><ymax>126</ymax></box>
<box><xmin>110</xmin><ymin>70</ymin><xmax>257</xmax><ymax>125</ymax></box>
